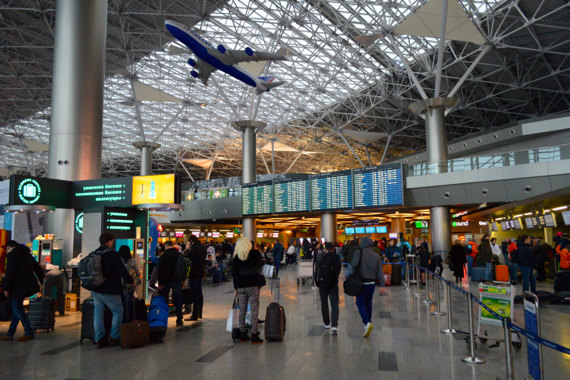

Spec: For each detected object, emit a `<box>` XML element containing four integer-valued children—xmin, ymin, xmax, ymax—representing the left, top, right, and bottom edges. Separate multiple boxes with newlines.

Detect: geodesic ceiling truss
<box><xmin>1</xmin><ymin>0</ymin><xmax>569</xmax><ymax>181</ymax></box>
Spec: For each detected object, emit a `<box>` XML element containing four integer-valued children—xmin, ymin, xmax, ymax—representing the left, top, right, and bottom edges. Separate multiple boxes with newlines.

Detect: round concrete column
<box><xmin>233</xmin><ymin>120</ymin><xmax>266</xmax><ymax>242</ymax></box>
<box><xmin>409</xmin><ymin>98</ymin><xmax>458</xmax><ymax>256</ymax></box>
<box><xmin>320</xmin><ymin>213</ymin><xmax>337</xmax><ymax>243</ymax></box>
<box><xmin>47</xmin><ymin>0</ymin><xmax>108</xmax><ymax>263</ymax></box>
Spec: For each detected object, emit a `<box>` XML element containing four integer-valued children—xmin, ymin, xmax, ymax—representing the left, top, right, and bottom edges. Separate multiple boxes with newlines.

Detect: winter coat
<box><xmin>476</xmin><ymin>238</ymin><xmax>494</xmax><ymax>266</ymax></box>
<box><xmin>450</xmin><ymin>243</ymin><xmax>467</xmax><ymax>278</ymax></box>
<box><xmin>2</xmin><ymin>245</ymin><xmax>44</xmax><ymax>299</ymax></box>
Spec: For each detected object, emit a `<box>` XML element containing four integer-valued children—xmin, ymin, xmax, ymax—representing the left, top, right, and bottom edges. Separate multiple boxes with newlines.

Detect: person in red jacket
<box><xmin>466</xmin><ymin>240</ymin><xmax>478</xmax><ymax>276</ymax></box>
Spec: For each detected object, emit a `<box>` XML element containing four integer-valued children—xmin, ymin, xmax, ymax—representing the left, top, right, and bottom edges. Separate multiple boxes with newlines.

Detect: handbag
<box><xmin>343</xmin><ymin>249</ymin><xmax>364</xmax><ymax>296</ymax></box>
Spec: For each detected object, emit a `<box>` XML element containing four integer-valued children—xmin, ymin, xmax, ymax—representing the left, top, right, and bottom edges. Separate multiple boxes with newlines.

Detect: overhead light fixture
<box><xmin>513</xmin><ymin>214</ymin><xmax>523</xmax><ymax>218</ymax></box>
<box><xmin>523</xmin><ymin>212</ymin><xmax>532</xmax><ymax>216</ymax></box>
<box><xmin>552</xmin><ymin>206</ymin><xmax>568</xmax><ymax>211</ymax></box>
<box><xmin>543</xmin><ymin>209</ymin><xmax>551</xmax><ymax>213</ymax></box>
<box><xmin>495</xmin><ymin>217</ymin><xmax>504</xmax><ymax>221</ymax></box>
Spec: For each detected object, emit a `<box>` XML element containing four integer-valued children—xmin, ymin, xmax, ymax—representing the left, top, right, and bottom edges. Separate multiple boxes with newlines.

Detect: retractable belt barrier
<box><xmin>405</xmin><ymin>261</ymin><xmax>570</xmax><ymax>357</ymax></box>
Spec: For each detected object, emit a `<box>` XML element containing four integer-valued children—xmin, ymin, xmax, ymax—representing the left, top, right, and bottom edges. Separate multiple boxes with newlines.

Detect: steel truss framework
<box><xmin>0</xmin><ymin>0</ymin><xmax>569</xmax><ymax>181</ymax></box>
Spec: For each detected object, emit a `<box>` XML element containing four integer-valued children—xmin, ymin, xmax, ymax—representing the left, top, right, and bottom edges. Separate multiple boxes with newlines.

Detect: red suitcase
<box><xmin>495</xmin><ymin>265</ymin><xmax>509</xmax><ymax>282</ymax></box>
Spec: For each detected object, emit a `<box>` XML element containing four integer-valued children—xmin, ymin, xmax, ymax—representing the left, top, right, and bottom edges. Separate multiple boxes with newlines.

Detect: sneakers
<box><xmin>251</xmin><ymin>333</ymin><xmax>263</xmax><ymax>345</ymax></box>
<box><xmin>363</xmin><ymin>322</ymin><xmax>373</xmax><ymax>337</ymax></box>
<box><xmin>331</xmin><ymin>327</ymin><xmax>338</xmax><ymax>336</ymax></box>
<box><xmin>323</xmin><ymin>324</ymin><xmax>331</xmax><ymax>329</ymax></box>
<box><xmin>17</xmin><ymin>335</ymin><xmax>34</xmax><ymax>342</ymax></box>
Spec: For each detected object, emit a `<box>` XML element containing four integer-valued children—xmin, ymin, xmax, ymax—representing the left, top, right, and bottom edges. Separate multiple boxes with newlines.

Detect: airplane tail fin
<box><xmin>256</xmin><ymin>76</ymin><xmax>284</xmax><ymax>95</ymax></box>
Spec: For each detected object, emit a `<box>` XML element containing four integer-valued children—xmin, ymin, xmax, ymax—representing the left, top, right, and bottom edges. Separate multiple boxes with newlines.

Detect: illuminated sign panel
<box><xmin>353</xmin><ymin>164</ymin><xmax>404</xmax><ymax>209</ymax></box>
<box><xmin>132</xmin><ymin>174</ymin><xmax>176</xmax><ymax>205</ymax></box>
<box><xmin>102</xmin><ymin>207</ymin><xmax>138</xmax><ymax>239</ymax></box>
<box><xmin>310</xmin><ymin>170</ymin><xmax>352</xmax><ymax>211</ymax></box>
<box><xmin>242</xmin><ymin>181</ymin><xmax>274</xmax><ymax>215</ymax></box>
<box><xmin>71</xmin><ymin>177</ymin><xmax>132</xmax><ymax>208</ymax></box>
<box><xmin>274</xmin><ymin>176</ymin><xmax>310</xmax><ymax>213</ymax></box>
<box><xmin>9</xmin><ymin>175</ymin><xmax>70</xmax><ymax>207</ymax></box>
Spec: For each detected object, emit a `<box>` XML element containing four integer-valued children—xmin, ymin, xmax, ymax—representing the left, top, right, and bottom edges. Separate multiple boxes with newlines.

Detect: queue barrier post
<box><xmin>431</xmin><ymin>276</ymin><xmax>446</xmax><ymax>316</ymax></box>
<box><xmin>414</xmin><ymin>262</ymin><xmax>422</xmax><ymax>297</ymax></box>
<box><xmin>440</xmin><ymin>282</ymin><xmax>456</xmax><ymax>334</ymax></box>
<box><xmin>404</xmin><ymin>258</ymin><xmax>410</xmax><ymax>288</ymax></box>
<box><xmin>422</xmin><ymin>270</ymin><xmax>434</xmax><ymax>305</ymax></box>
<box><xmin>503</xmin><ymin>317</ymin><xmax>515</xmax><ymax>380</ymax></box>
<box><xmin>461</xmin><ymin>294</ymin><xmax>486</xmax><ymax>364</ymax></box>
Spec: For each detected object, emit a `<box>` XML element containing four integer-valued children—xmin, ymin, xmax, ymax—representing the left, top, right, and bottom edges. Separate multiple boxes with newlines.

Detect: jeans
<box><xmin>466</xmin><ymin>255</ymin><xmax>473</xmax><ymax>276</ymax></box>
<box><xmin>7</xmin><ymin>297</ymin><xmax>34</xmax><ymax>337</ymax></box>
<box><xmin>399</xmin><ymin>258</ymin><xmax>406</xmax><ymax>279</ymax></box>
<box><xmin>520</xmin><ymin>265</ymin><xmax>536</xmax><ymax>293</ymax></box>
<box><xmin>91</xmin><ymin>291</ymin><xmax>123</xmax><ymax>342</ymax></box>
<box><xmin>485</xmin><ymin>262</ymin><xmax>494</xmax><ymax>281</ymax></box>
<box><xmin>319</xmin><ymin>285</ymin><xmax>339</xmax><ymax>328</ymax></box>
<box><xmin>509</xmin><ymin>263</ymin><xmax>519</xmax><ymax>283</ymax></box>
<box><xmin>355</xmin><ymin>283</ymin><xmax>375</xmax><ymax>325</ymax></box>
<box><xmin>121</xmin><ymin>291</ymin><xmax>134</xmax><ymax>323</ymax></box>
<box><xmin>159</xmin><ymin>282</ymin><xmax>183</xmax><ymax>323</ymax></box>
<box><xmin>189</xmin><ymin>278</ymin><xmax>203</xmax><ymax>309</ymax></box>
<box><xmin>274</xmin><ymin>255</ymin><xmax>282</xmax><ymax>276</ymax></box>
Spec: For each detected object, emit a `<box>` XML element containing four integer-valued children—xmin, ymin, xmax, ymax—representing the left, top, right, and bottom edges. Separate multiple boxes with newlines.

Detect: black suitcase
<box><xmin>554</xmin><ymin>270</ymin><xmax>570</xmax><ymax>293</ymax></box>
<box><xmin>149</xmin><ymin>326</ymin><xmax>167</xmax><ymax>343</ymax></box>
<box><xmin>264</xmin><ymin>302</ymin><xmax>286</xmax><ymax>342</ymax></box>
<box><xmin>391</xmin><ymin>263</ymin><xmax>402</xmax><ymax>286</ymax></box>
<box><xmin>0</xmin><ymin>294</ymin><xmax>12</xmax><ymax>321</ymax></box>
<box><xmin>28</xmin><ymin>297</ymin><xmax>56</xmax><ymax>332</ymax></box>
<box><xmin>80</xmin><ymin>298</ymin><xmax>112</xmax><ymax>343</ymax></box>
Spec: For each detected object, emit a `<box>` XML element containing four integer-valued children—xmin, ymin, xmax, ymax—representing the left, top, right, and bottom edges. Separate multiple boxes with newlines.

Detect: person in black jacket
<box><xmin>232</xmin><ymin>237</ymin><xmax>263</xmax><ymax>344</ymax></box>
<box><xmin>1</xmin><ymin>241</ymin><xmax>44</xmax><ymax>341</ymax></box>
<box><xmin>517</xmin><ymin>235</ymin><xmax>536</xmax><ymax>293</ymax></box>
<box><xmin>186</xmin><ymin>235</ymin><xmax>206</xmax><ymax>321</ymax></box>
<box><xmin>450</xmin><ymin>240</ymin><xmax>467</xmax><ymax>283</ymax></box>
<box><xmin>316</xmin><ymin>242</ymin><xmax>341</xmax><ymax>336</ymax></box>
<box><xmin>158</xmin><ymin>240</ymin><xmax>183</xmax><ymax>327</ymax></box>
<box><xmin>90</xmin><ymin>233</ymin><xmax>134</xmax><ymax>349</ymax></box>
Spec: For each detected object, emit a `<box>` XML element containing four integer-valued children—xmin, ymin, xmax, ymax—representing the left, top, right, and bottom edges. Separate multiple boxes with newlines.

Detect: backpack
<box><xmin>78</xmin><ymin>248</ymin><xmax>108</xmax><ymax>290</ymax></box>
<box><xmin>401</xmin><ymin>243</ymin><xmax>410</xmax><ymax>256</ymax></box>
<box><xmin>175</xmin><ymin>254</ymin><xmax>189</xmax><ymax>282</ymax></box>
<box><xmin>315</xmin><ymin>252</ymin><xmax>335</xmax><ymax>288</ymax></box>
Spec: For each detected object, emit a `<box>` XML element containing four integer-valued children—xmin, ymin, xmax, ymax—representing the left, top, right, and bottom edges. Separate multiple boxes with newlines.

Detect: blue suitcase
<box><xmin>471</xmin><ymin>267</ymin><xmax>486</xmax><ymax>282</ymax></box>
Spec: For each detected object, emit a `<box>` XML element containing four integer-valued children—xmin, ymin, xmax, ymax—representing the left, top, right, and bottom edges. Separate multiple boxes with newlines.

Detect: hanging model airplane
<box><xmin>165</xmin><ymin>20</ymin><xmax>287</xmax><ymax>95</ymax></box>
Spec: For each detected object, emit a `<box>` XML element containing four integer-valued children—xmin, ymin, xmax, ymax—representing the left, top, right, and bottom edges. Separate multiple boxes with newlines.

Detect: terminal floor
<box><xmin>1</xmin><ymin>267</ymin><xmax>569</xmax><ymax>380</ymax></box>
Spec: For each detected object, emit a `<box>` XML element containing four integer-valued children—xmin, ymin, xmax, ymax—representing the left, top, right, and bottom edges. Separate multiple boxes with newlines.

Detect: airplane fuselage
<box><xmin>166</xmin><ymin>21</ymin><xmax>267</xmax><ymax>90</ymax></box>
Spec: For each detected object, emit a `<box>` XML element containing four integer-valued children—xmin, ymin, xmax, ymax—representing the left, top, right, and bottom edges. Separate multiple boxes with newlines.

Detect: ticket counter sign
<box><xmin>132</xmin><ymin>174</ymin><xmax>177</xmax><ymax>205</ymax></box>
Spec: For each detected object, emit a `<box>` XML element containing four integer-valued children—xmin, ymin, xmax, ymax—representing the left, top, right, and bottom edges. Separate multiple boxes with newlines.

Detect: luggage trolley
<box><xmin>297</xmin><ymin>259</ymin><xmax>314</xmax><ymax>287</ymax></box>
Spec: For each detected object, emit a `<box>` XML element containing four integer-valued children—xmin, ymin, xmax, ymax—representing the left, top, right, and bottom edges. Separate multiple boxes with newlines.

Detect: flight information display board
<box><xmin>310</xmin><ymin>170</ymin><xmax>353</xmax><ymax>211</ymax></box>
<box><xmin>353</xmin><ymin>163</ymin><xmax>404</xmax><ymax>209</ymax></box>
<box><xmin>274</xmin><ymin>177</ymin><xmax>310</xmax><ymax>213</ymax></box>
<box><xmin>242</xmin><ymin>181</ymin><xmax>273</xmax><ymax>215</ymax></box>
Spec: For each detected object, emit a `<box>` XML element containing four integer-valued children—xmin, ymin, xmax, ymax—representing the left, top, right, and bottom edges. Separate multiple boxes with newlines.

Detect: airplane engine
<box><xmin>217</xmin><ymin>44</ymin><xmax>226</xmax><ymax>54</ymax></box>
<box><xmin>187</xmin><ymin>58</ymin><xmax>197</xmax><ymax>67</ymax></box>
<box><xmin>190</xmin><ymin>70</ymin><xmax>199</xmax><ymax>78</ymax></box>
<box><xmin>245</xmin><ymin>47</ymin><xmax>254</xmax><ymax>57</ymax></box>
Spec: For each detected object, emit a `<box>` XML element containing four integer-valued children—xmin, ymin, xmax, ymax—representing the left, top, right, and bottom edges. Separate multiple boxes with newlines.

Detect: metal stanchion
<box><xmin>404</xmin><ymin>258</ymin><xmax>410</xmax><ymax>288</ymax></box>
<box><xmin>431</xmin><ymin>276</ymin><xmax>446</xmax><ymax>316</ymax></box>
<box><xmin>407</xmin><ymin>254</ymin><xmax>417</xmax><ymax>285</ymax></box>
<box><xmin>461</xmin><ymin>294</ymin><xmax>486</xmax><ymax>364</ymax></box>
<box><xmin>441</xmin><ymin>283</ymin><xmax>456</xmax><ymax>334</ymax></box>
<box><xmin>414</xmin><ymin>260</ymin><xmax>422</xmax><ymax>297</ymax></box>
<box><xmin>422</xmin><ymin>271</ymin><xmax>434</xmax><ymax>305</ymax></box>
<box><xmin>503</xmin><ymin>317</ymin><xmax>515</xmax><ymax>380</ymax></box>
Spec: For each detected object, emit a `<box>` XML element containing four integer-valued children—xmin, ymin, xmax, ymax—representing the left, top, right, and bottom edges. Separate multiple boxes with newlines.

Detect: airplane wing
<box><xmin>194</xmin><ymin>58</ymin><xmax>217</xmax><ymax>85</ymax></box>
<box><xmin>207</xmin><ymin>48</ymin><xmax>287</xmax><ymax>66</ymax></box>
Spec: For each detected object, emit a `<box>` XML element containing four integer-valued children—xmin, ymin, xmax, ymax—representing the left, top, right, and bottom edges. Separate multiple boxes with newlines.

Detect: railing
<box><xmin>406</xmin><ymin>144</ymin><xmax>570</xmax><ymax>176</ymax></box>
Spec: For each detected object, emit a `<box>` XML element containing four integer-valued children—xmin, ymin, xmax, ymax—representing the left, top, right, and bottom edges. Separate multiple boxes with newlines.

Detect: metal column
<box><xmin>409</xmin><ymin>98</ymin><xmax>458</xmax><ymax>258</ymax></box>
<box><xmin>47</xmin><ymin>0</ymin><xmax>108</xmax><ymax>263</ymax></box>
<box><xmin>320</xmin><ymin>213</ymin><xmax>337</xmax><ymax>244</ymax></box>
<box><xmin>233</xmin><ymin>120</ymin><xmax>266</xmax><ymax>242</ymax></box>
<box><xmin>133</xmin><ymin>141</ymin><xmax>161</xmax><ymax>176</ymax></box>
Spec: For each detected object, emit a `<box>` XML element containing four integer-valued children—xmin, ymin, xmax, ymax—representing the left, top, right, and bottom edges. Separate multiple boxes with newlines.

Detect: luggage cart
<box><xmin>297</xmin><ymin>259</ymin><xmax>314</xmax><ymax>287</ymax></box>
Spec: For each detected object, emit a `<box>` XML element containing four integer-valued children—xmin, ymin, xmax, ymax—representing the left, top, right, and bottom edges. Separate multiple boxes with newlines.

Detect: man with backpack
<box><xmin>316</xmin><ymin>242</ymin><xmax>341</xmax><ymax>336</ymax></box>
<box><xmin>87</xmin><ymin>233</ymin><xmax>134</xmax><ymax>349</ymax></box>
<box><xmin>158</xmin><ymin>240</ymin><xmax>184</xmax><ymax>327</ymax></box>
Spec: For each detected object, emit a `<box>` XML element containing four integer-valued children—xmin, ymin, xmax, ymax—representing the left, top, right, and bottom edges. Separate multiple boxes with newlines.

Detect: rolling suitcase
<box><xmin>28</xmin><ymin>297</ymin><xmax>56</xmax><ymax>332</ymax></box>
<box><xmin>148</xmin><ymin>295</ymin><xmax>168</xmax><ymax>343</ymax></box>
<box><xmin>264</xmin><ymin>302</ymin><xmax>286</xmax><ymax>342</ymax></box>
<box><xmin>471</xmin><ymin>267</ymin><xmax>486</xmax><ymax>282</ymax></box>
<box><xmin>495</xmin><ymin>265</ymin><xmax>509</xmax><ymax>282</ymax></box>
<box><xmin>80</xmin><ymin>298</ymin><xmax>112</xmax><ymax>343</ymax></box>
<box><xmin>382</xmin><ymin>264</ymin><xmax>392</xmax><ymax>275</ymax></box>
<box><xmin>554</xmin><ymin>271</ymin><xmax>570</xmax><ymax>293</ymax></box>
<box><xmin>391</xmin><ymin>263</ymin><xmax>402</xmax><ymax>286</ymax></box>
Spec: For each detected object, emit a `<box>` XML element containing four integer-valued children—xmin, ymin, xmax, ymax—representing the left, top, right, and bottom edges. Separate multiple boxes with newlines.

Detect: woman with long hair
<box><xmin>118</xmin><ymin>245</ymin><xmax>140</xmax><ymax>322</ymax></box>
<box><xmin>232</xmin><ymin>237</ymin><xmax>264</xmax><ymax>344</ymax></box>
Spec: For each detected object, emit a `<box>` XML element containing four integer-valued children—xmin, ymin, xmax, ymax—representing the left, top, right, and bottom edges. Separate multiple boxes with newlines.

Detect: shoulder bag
<box><xmin>343</xmin><ymin>249</ymin><xmax>364</xmax><ymax>296</ymax></box>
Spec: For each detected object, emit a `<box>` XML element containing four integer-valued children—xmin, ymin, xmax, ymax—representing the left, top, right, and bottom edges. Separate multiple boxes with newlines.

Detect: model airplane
<box><xmin>165</xmin><ymin>20</ymin><xmax>287</xmax><ymax>95</ymax></box>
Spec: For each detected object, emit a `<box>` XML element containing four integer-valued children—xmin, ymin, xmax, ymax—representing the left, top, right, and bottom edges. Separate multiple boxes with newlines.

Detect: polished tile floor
<box><xmin>1</xmin><ymin>266</ymin><xmax>569</xmax><ymax>380</ymax></box>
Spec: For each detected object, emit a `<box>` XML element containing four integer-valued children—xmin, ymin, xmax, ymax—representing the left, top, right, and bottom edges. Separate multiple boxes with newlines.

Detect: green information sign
<box><xmin>75</xmin><ymin>212</ymin><xmax>84</xmax><ymax>234</ymax></box>
<box><xmin>102</xmin><ymin>207</ymin><xmax>138</xmax><ymax>239</ymax></box>
<box><xmin>9</xmin><ymin>175</ymin><xmax>70</xmax><ymax>208</ymax></box>
<box><xmin>71</xmin><ymin>177</ymin><xmax>132</xmax><ymax>209</ymax></box>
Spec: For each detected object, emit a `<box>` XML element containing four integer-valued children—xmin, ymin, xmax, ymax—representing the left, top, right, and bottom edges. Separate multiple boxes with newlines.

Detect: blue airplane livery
<box><xmin>165</xmin><ymin>20</ymin><xmax>287</xmax><ymax>95</ymax></box>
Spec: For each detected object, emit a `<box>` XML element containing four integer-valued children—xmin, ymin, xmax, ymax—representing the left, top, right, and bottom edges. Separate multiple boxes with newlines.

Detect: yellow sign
<box><xmin>132</xmin><ymin>174</ymin><xmax>175</xmax><ymax>205</ymax></box>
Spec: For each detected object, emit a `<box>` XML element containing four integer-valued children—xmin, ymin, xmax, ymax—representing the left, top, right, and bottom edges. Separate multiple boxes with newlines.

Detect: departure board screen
<box><xmin>310</xmin><ymin>170</ymin><xmax>353</xmax><ymax>211</ymax></box>
<box><xmin>274</xmin><ymin>177</ymin><xmax>310</xmax><ymax>213</ymax></box>
<box><xmin>353</xmin><ymin>163</ymin><xmax>404</xmax><ymax>209</ymax></box>
<box><xmin>242</xmin><ymin>181</ymin><xmax>274</xmax><ymax>215</ymax></box>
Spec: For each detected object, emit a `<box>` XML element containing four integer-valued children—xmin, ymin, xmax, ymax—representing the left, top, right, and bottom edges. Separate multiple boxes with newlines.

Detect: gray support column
<box><xmin>47</xmin><ymin>0</ymin><xmax>108</xmax><ymax>263</ymax></box>
<box><xmin>410</xmin><ymin>98</ymin><xmax>458</xmax><ymax>257</ymax></box>
<box><xmin>320</xmin><ymin>213</ymin><xmax>337</xmax><ymax>244</ymax></box>
<box><xmin>133</xmin><ymin>141</ymin><xmax>161</xmax><ymax>176</ymax></box>
<box><xmin>233</xmin><ymin>120</ymin><xmax>266</xmax><ymax>242</ymax></box>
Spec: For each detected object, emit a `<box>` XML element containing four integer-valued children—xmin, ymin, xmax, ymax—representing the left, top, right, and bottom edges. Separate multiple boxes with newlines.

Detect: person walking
<box><xmin>1</xmin><ymin>240</ymin><xmax>44</xmax><ymax>341</ymax></box>
<box><xmin>186</xmin><ymin>235</ymin><xmax>206</xmax><ymax>321</ymax></box>
<box><xmin>450</xmin><ymin>240</ymin><xmax>467</xmax><ymax>283</ymax></box>
<box><xmin>349</xmin><ymin>237</ymin><xmax>384</xmax><ymax>337</ymax></box>
<box><xmin>90</xmin><ymin>233</ymin><xmax>134</xmax><ymax>348</ymax></box>
<box><xmin>232</xmin><ymin>237</ymin><xmax>264</xmax><ymax>344</ymax></box>
<box><xmin>315</xmin><ymin>242</ymin><xmax>341</xmax><ymax>336</ymax></box>
<box><xmin>271</xmin><ymin>239</ymin><xmax>284</xmax><ymax>276</ymax></box>
<box><xmin>157</xmin><ymin>240</ymin><xmax>184</xmax><ymax>327</ymax></box>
